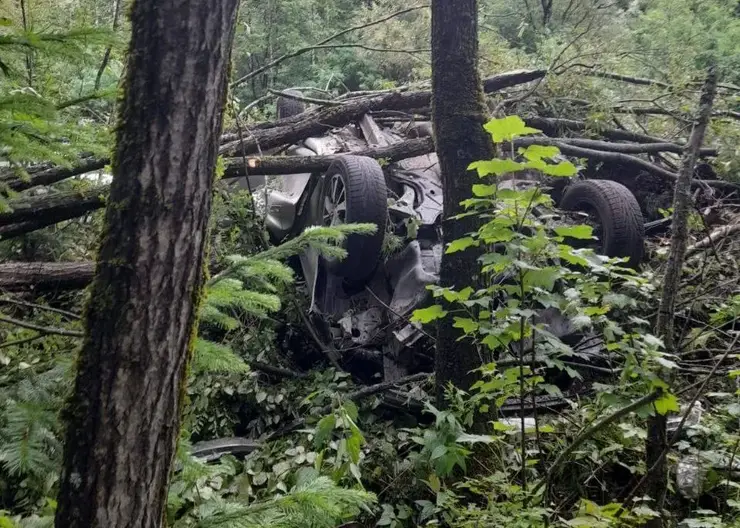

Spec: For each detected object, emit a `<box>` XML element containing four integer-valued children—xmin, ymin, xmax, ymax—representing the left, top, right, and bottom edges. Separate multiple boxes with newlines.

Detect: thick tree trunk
<box><xmin>644</xmin><ymin>66</ymin><xmax>718</xmax><ymax>526</ymax></box>
<box><xmin>53</xmin><ymin>0</ymin><xmax>239</xmax><ymax>526</ymax></box>
<box><xmin>431</xmin><ymin>0</ymin><xmax>494</xmax><ymax>418</ymax></box>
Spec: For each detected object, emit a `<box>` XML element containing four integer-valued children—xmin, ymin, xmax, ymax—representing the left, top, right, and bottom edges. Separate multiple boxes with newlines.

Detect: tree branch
<box><xmin>0</xmin><ymin>314</ymin><xmax>83</xmax><ymax>337</ymax></box>
<box><xmin>0</xmin><ymin>297</ymin><xmax>81</xmax><ymax>319</ymax></box>
<box><xmin>230</xmin><ymin>5</ymin><xmax>431</xmax><ymax>89</ymax></box>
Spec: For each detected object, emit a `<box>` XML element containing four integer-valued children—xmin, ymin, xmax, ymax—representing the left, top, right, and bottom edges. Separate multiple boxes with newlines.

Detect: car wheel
<box><xmin>560</xmin><ymin>179</ymin><xmax>645</xmax><ymax>268</ymax></box>
<box><xmin>276</xmin><ymin>89</ymin><xmax>305</xmax><ymax>119</ymax></box>
<box><xmin>321</xmin><ymin>155</ymin><xmax>388</xmax><ymax>282</ymax></box>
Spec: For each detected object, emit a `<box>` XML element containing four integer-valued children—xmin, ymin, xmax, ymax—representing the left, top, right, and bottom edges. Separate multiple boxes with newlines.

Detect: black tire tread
<box><xmin>324</xmin><ymin>155</ymin><xmax>388</xmax><ymax>282</ymax></box>
<box><xmin>560</xmin><ymin>179</ymin><xmax>645</xmax><ymax>267</ymax></box>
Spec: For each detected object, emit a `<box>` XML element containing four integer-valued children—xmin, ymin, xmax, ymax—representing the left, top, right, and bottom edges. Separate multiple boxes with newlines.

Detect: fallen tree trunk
<box><xmin>525</xmin><ymin>117</ymin><xmax>718</xmax><ymax>156</ymax></box>
<box><xmin>0</xmin><ymin>261</ymin><xmax>95</xmax><ymax>290</ymax></box>
<box><xmin>0</xmin><ymin>139</ymin><xmax>435</xmax><ymax>238</ymax></box>
<box><xmin>0</xmin><ymin>158</ymin><xmax>108</xmax><ymax>192</ymax></box>
<box><xmin>224</xmin><ymin>136</ymin><xmax>434</xmax><ymax>177</ymax></box>
<box><xmin>0</xmin><ymin>186</ymin><xmax>107</xmax><ymax>227</ymax></box>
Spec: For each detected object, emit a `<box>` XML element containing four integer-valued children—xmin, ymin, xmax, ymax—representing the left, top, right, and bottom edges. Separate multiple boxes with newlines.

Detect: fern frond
<box><xmin>227</xmin><ymin>258</ymin><xmax>294</xmax><ymax>287</ymax></box>
<box><xmin>192</xmin><ymin>339</ymin><xmax>250</xmax><ymax>374</ymax></box>
<box><xmin>205</xmin><ymin>280</ymin><xmax>281</xmax><ymax>317</ymax></box>
<box><xmin>199</xmin><ymin>304</ymin><xmax>241</xmax><ymax>331</ymax></box>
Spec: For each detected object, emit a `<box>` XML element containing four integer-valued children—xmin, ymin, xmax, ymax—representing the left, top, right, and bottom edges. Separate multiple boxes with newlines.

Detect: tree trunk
<box><xmin>53</xmin><ymin>0</ymin><xmax>239</xmax><ymax>526</ymax></box>
<box><xmin>431</xmin><ymin>0</ymin><xmax>494</xmax><ymax>420</ymax></box>
<box><xmin>644</xmin><ymin>66</ymin><xmax>718</xmax><ymax>526</ymax></box>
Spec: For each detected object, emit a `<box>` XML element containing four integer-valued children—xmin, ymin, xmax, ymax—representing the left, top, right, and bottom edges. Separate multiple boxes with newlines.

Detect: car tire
<box><xmin>321</xmin><ymin>155</ymin><xmax>388</xmax><ymax>282</ymax></box>
<box><xmin>560</xmin><ymin>179</ymin><xmax>645</xmax><ymax>268</ymax></box>
<box><xmin>276</xmin><ymin>89</ymin><xmax>305</xmax><ymax>119</ymax></box>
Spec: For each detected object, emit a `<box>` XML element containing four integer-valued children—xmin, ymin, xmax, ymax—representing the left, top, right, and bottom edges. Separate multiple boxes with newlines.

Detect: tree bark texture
<box><xmin>0</xmin><ymin>261</ymin><xmax>94</xmax><ymax>291</ymax></box>
<box><xmin>53</xmin><ymin>0</ymin><xmax>239</xmax><ymax>526</ymax></box>
<box><xmin>431</xmin><ymin>0</ymin><xmax>495</xmax><ymax>413</ymax></box>
<box><xmin>644</xmin><ymin>66</ymin><xmax>718</xmax><ymax>525</ymax></box>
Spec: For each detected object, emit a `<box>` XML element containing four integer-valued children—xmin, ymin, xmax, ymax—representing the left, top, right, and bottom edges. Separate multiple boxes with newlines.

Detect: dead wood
<box><xmin>686</xmin><ymin>222</ymin><xmax>740</xmax><ymax>258</ymax></box>
<box><xmin>0</xmin><ymin>261</ymin><xmax>95</xmax><ymax>291</ymax></box>
<box><xmin>0</xmin><ymin>186</ymin><xmax>107</xmax><ymax>229</ymax></box>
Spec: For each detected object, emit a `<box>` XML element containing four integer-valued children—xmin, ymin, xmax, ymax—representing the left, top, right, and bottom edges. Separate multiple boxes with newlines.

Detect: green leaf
<box><xmin>453</xmin><ymin>317</ymin><xmax>479</xmax><ymax>334</ymax></box>
<box><xmin>314</xmin><ymin>414</ymin><xmax>336</xmax><ymax>448</ymax></box>
<box><xmin>468</xmin><ymin>158</ymin><xmax>527</xmax><ymax>177</ymax></box>
<box><xmin>541</xmin><ymin>160</ymin><xmax>578</xmax><ymax>177</ymax></box>
<box><xmin>472</xmin><ymin>183</ymin><xmax>497</xmax><ymax>196</ymax></box>
<box><xmin>411</xmin><ymin>305</ymin><xmax>448</xmax><ymax>324</ymax></box>
<box><xmin>347</xmin><ymin>432</ymin><xmax>362</xmax><ymax>464</ymax></box>
<box><xmin>483</xmin><ymin>115</ymin><xmax>541</xmax><ymax>142</ymax></box>
<box><xmin>430</xmin><ymin>444</ymin><xmax>447</xmax><ymax>460</ymax></box>
<box><xmin>446</xmin><ymin>236</ymin><xmax>479</xmax><ymax>254</ymax></box>
<box><xmin>519</xmin><ymin>144</ymin><xmax>561</xmax><ymax>161</ymax></box>
<box><xmin>655</xmin><ymin>392</ymin><xmax>680</xmax><ymax>415</ymax></box>
<box><xmin>555</xmin><ymin>225</ymin><xmax>594</xmax><ymax>240</ymax></box>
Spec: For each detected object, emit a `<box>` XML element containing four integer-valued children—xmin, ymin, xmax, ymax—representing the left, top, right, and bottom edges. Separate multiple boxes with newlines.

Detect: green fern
<box><xmin>192</xmin><ymin>339</ymin><xmax>250</xmax><ymax>374</ymax></box>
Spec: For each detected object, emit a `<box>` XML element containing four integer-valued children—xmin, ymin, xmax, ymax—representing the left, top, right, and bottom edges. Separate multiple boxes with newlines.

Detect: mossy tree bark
<box><xmin>430</xmin><ymin>0</ymin><xmax>494</xmax><ymax>419</ymax></box>
<box><xmin>53</xmin><ymin>0</ymin><xmax>240</xmax><ymax>526</ymax></box>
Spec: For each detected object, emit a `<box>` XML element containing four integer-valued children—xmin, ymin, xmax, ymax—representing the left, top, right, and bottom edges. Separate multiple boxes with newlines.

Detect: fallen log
<box><xmin>525</xmin><ymin>117</ymin><xmax>718</xmax><ymax>156</ymax></box>
<box><xmin>0</xmin><ymin>158</ymin><xmax>108</xmax><ymax>192</ymax></box>
<box><xmin>0</xmin><ymin>186</ymin><xmax>107</xmax><ymax>228</ymax></box>
<box><xmin>0</xmin><ymin>139</ymin><xmax>434</xmax><ymax>237</ymax></box>
<box><xmin>223</xmin><ymin>136</ymin><xmax>434</xmax><ymax>177</ymax></box>
<box><xmin>538</xmin><ymin>141</ymin><xmax>740</xmax><ymax>192</ymax></box>
<box><xmin>0</xmin><ymin>261</ymin><xmax>95</xmax><ymax>291</ymax></box>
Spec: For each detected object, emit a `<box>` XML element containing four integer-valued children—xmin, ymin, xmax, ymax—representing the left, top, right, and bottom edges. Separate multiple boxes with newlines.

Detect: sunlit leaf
<box><xmin>411</xmin><ymin>305</ymin><xmax>448</xmax><ymax>324</ymax></box>
<box><xmin>446</xmin><ymin>236</ymin><xmax>479</xmax><ymax>254</ymax></box>
<box><xmin>555</xmin><ymin>225</ymin><xmax>594</xmax><ymax>239</ymax></box>
<box><xmin>655</xmin><ymin>392</ymin><xmax>680</xmax><ymax>415</ymax></box>
<box><xmin>483</xmin><ymin>115</ymin><xmax>541</xmax><ymax>142</ymax></box>
<box><xmin>468</xmin><ymin>158</ymin><xmax>527</xmax><ymax>177</ymax></box>
<box><xmin>519</xmin><ymin>144</ymin><xmax>561</xmax><ymax>161</ymax></box>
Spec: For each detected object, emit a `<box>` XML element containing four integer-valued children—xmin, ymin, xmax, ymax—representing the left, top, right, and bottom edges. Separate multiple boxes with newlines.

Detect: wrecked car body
<box><xmin>240</xmin><ymin>105</ymin><xmax>646</xmax><ymax>381</ymax></box>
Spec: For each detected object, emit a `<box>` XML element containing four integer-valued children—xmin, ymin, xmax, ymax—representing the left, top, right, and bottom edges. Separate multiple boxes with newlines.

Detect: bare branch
<box><xmin>0</xmin><ymin>314</ymin><xmax>83</xmax><ymax>337</ymax></box>
<box><xmin>229</xmin><ymin>5</ymin><xmax>430</xmax><ymax>89</ymax></box>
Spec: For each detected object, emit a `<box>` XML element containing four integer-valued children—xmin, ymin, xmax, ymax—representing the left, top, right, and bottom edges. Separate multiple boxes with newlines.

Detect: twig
<box><xmin>0</xmin><ymin>315</ymin><xmax>83</xmax><ymax>337</ymax></box>
<box><xmin>230</xmin><ymin>5</ymin><xmax>430</xmax><ymax>88</ymax></box>
<box><xmin>0</xmin><ymin>298</ymin><xmax>81</xmax><ymax>320</ymax></box>
<box><xmin>0</xmin><ymin>334</ymin><xmax>46</xmax><ymax>350</ymax></box>
<box><xmin>250</xmin><ymin>361</ymin><xmax>307</xmax><ymax>379</ymax></box>
<box><xmin>93</xmin><ymin>0</ymin><xmax>122</xmax><ymax>91</ymax></box>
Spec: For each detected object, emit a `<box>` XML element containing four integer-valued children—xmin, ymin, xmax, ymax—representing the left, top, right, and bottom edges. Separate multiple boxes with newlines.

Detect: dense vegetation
<box><xmin>1</xmin><ymin>0</ymin><xmax>740</xmax><ymax>527</ymax></box>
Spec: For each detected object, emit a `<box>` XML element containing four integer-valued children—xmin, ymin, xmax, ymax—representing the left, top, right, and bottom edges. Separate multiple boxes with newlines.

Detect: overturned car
<box><xmin>238</xmin><ymin>96</ymin><xmax>647</xmax><ymax>383</ymax></box>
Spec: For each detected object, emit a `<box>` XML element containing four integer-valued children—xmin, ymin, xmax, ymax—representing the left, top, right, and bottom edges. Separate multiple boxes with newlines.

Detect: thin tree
<box><xmin>431</xmin><ymin>0</ymin><xmax>495</xmax><ymax>421</ymax></box>
<box><xmin>53</xmin><ymin>0</ymin><xmax>240</xmax><ymax>526</ymax></box>
<box><xmin>644</xmin><ymin>66</ymin><xmax>718</xmax><ymax>525</ymax></box>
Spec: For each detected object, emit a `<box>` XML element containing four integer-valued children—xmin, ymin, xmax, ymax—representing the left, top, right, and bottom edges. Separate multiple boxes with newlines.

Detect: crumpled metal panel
<box><xmin>676</xmin><ymin>455</ymin><xmax>705</xmax><ymax>499</ymax></box>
